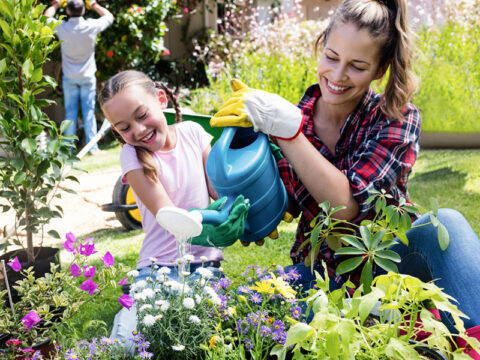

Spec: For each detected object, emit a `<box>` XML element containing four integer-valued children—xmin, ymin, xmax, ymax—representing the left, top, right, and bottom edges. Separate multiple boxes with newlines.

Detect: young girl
<box><xmin>212</xmin><ymin>0</ymin><xmax>480</xmax><ymax>355</ymax></box>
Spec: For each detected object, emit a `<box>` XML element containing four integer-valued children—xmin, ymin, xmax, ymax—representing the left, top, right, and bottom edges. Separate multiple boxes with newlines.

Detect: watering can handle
<box><xmin>213</xmin><ymin>127</ymin><xmax>237</xmax><ymax>178</ymax></box>
<box><xmin>198</xmin><ymin>196</ymin><xmax>236</xmax><ymax>226</ymax></box>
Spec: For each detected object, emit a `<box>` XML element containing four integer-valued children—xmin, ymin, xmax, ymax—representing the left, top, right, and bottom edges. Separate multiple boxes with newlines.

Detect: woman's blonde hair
<box><xmin>98</xmin><ymin>70</ymin><xmax>182</xmax><ymax>183</ymax></box>
<box><xmin>315</xmin><ymin>0</ymin><xmax>417</xmax><ymax>120</ymax></box>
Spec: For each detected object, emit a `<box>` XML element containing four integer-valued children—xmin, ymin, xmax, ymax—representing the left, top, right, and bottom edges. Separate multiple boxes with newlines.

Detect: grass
<box><xmin>60</xmin><ymin>145</ymin><xmax>480</xmax><ymax>342</ymax></box>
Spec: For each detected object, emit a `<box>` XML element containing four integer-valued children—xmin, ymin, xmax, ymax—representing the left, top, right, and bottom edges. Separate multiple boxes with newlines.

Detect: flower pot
<box><xmin>410</xmin><ymin>340</ymin><xmax>448</xmax><ymax>360</ymax></box>
<box><xmin>0</xmin><ymin>337</ymin><xmax>58</xmax><ymax>360</ymax></box>
<box><xmin>0</xmin><ymin>246</ymin><xmax>60</xmax><ymax>305</ymax></box>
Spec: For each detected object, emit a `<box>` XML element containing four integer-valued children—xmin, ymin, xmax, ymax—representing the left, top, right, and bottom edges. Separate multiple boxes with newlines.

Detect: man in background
<box><xmin>44</xmin><ymin>0</ymin><xmax>114</xmax><ymax>155</ymax></box>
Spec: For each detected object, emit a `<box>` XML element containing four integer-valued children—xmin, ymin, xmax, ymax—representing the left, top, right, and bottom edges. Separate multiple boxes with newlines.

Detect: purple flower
<box><xmin>70</xmin><ymin>263</ymin><xmax>82</xmax><ymax>277</ymax></box>
<box><xmin>7</xmin><ymin>256</ymin><xmax>21</xmax><ymax>272</ymax></box>
<box><xmin>118</xmin><ymin>277</ymin><xmax>128</xmax><ymax>286</ymax></box>
<box><xmin>80</xmin><ymin>279</ymin><xmax>98</xmax><ymax>295</ymax></box>
<box><xmin>31</xmin><ymin>350</ymin><xmax>42</xmax><ymax>360</ymax></box>
<box><xmin>119</xmin><ymin>294</ymin><xmax>134</xmax><ymax>310</ymax></box>
<box><xmin>272</xmin><ymin>320</ymin><xmax>285</xmax><ymax>332</ymax></box>
<box><xmin>244</xmin><ymin>339</ymin><xmax>254</xmax><ymax>350</ymax></box>
<box><xmin>139</xmin><ymin>351</ymin><xmax>153</xmax><ymax>359</ymax></box>
<box><xmin>285</xmin><ymin>267</ymin><xmax>301</xmax><ymax>281</ymax></box>
<box><xmin>218</xmin><ymin>277</ymin><xmax>232</xmax><ymax>289</ymax></box>
<box><xmin>246</xmin><ymin>312</ymin><xmax>260</xmax><ymax>329</ymax></box>
<box><xmin>237</xmin><ymin>285</ymin><xmax>251</xmax><ymax>294</ymax></box>
<box><xmin>290</xmin><ymin>306</ymin><xmax>302</xmax><ymax>320</ymax></box>
<box><xmin>250</xmin><ymin>292</ymin><xmax>262</xmax><ymax>304</ymax></box>
<box><xmin>21</xmin><ymin>310</ymin><xmax>41</xmax><ymax>330</ymax></box>
<box><xmin>272</xmin><ymin>330</ymin><xmax>286</xmax><ymax>344</ymax></box>
<box><xmin>101</xmin><ymin>251</ymin><xmax>114</xmax><ymax>268</ymax></box>
<box><xmin>83</xmin><ymin>265</ymin><xmax>96</xmax><ymax>278</ymax></box>
<box><xmin>63</xmin><ymin>239</ymin><xmax>76</xmax><ymax>253</ymax></box>
<box><xmin>79</xmin><ymin>240</ymin><xmax>97</xmax><ymax>256</ymax></box>
<box><xmin>138</xmin><ymin>340</ymin><xmax>150</xmax><ymax>351</ymax></box>
<box><xmin>236</xmin><ymin>319</ymin><xmax>249</xmax><ymax>335</ymax></box>
<box><xmin>260</xmin><ymin>325</ymin><xmax>271</xmax><ymax>338</ymax></box>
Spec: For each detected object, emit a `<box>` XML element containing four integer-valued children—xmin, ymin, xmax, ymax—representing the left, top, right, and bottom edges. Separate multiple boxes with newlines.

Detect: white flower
<box><xmin>195</xmin><ymin>294</ymin><xmax>203</xmax><ymax>304</ymax></box>
<box><xmin>133</xmin><ymin>280</ymin><xmax>147</xmax><ymax>291</ymax></box>
<box><xmin>200</xmin><ymin>256</ymin><xmax>208</xmax><ymax>263</ymax></box>
<box><xmin>158</xmin><ymin>266</ymin><xmax>171</xmax><ymax>275</ymax></box>
<box><xmin>143</xmin><ymin>315</ymin><xmax>156</xmax><ymax>327</ymax></box>
<box><xmin>154</xmin><ymin>314</ymin><xmax>163</xmax><ymax>322</ymax></box>
<box><xmin>189</xmin><ymin>315</ymin><xmax>201</xmax><ymax>324</ymax></box>
<box><xmin>182</xmin><ymin>271</ymin><xmax>191</xmax><ymax>277</ymax></box>
<box><xmin>176</xmin><ymin>258</ymin><xmax>184</xmax><ymax>265</ymax></box>
<box><xmin>142</xmin><ymin>288</ymin><xmax>155</xmax><ymax>299</ymax></box>
<box><xmin>227</xmin><ymin>307</ymin><xmax>235</xmax><ymax>316</ymax></box>
<box><xmin>127</xmin><ymin>270</ymin><xmax>139</xmax><ymax>278</ymax></box>
<box><xmin>134</xmin><ymin>293</ymin><xmax>146</xmax><ymax>301</ymax></box>
<box><xmin>149</xmin><ymin>257</ymin><xmax>157</xmax><ymax>263</ymax></box>
<box><xmin>196</xmin><ymin>267</ymin><xmax>213</xmax><ymax>279</ymax></box>
<box><xmin>139</xmin><ymin>304</ymin><xmax>152</xmax><ymax>312</ymax></box>
<box><xmin>146</xmin><ymin>276</ymin><xmax>153</xmax><ymax>283</ymax></box>
<box><xmin>155</xmin><ymin>299</ymin><xmax>170</xmax><ymax>312</ymax></box>
<box><xmin>218</xmin><ymin>267</ymin><xmax>224</xmax><ymax>272</ymax></box>
<box><xmin>171</xmin><ymin>344</ymin><xmax>185</xmax><ymax>351</ymax></box>
<box><xmin>153</xmin><ymin>265</ymin><xmax>159</xmax><ymax>270</ymax></box>
<box><xmin>183</xmin><ymin>297</ymin><xmax>195</xmax><ymax>309</ymax></box>
<box><xmin>183</xmin><ymin>254</ymin><xmax>195</xmax><ymax>262</ymax></box>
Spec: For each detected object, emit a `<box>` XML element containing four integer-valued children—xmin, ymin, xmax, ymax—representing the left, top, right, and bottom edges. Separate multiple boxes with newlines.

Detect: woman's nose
<box><xmin>332</xmin><ymin>63</ymin><xmax>348</xmax><ymax>82</ymax></box>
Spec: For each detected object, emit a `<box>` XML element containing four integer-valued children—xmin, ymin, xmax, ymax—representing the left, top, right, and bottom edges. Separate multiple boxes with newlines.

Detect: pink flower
<box><xmin>83</xmin><ymin>265</ymin><xmax>96</xmax><ymax>278</ymax></box>
<box><xmin>63</xmin><ymin>232</ymin><xmax>77</xmax><ymax>253</ymax></box>
<box><xmin>118</xmin><ymin>277</ymin><xmax>128</xmax><ymax>286</ymax></box>
<box><xmin>80</xmin><ymin>279</ymin><xmax>98</xmax><ymax>296</ymax></box>
<box><xmin>183</xmin><ymin>7</ymin><xmax>189</xmax><ymax>13</ymax></box>
<box><xmin>6</xmin><ymin>339</ymin><xmax>22</xmax><ymax>347</ymax></box>
<box><xmin>162</xmin><ymin>49</ymin><xmax>171</xmax><ymax>56</ymax></box>
<box><xmin>7</xmin><ymin>256</ymin><xmax>21</xmax><ymax>272</ymax></box>
<box><xmin>101</xmin><ymin>252</ymin><xmax>114</xmax><ymax>268</ymax></box>
<box><xmin>71</xmin><ymin>263</ymin><xmax>82</xmax><ymax>277</ymax></box>
<box><xmin>118</xmin><ymin>294</ymin><xmax>134</xmax><ymax>310</ymax></box>
<box><xmin>79</xmin><ymin>241</ymin><xmax>97</xmax><ymax>257</ymax></box>
<box><xmin>21</xmin><ymin>311</ymin><xmax>41</xmax><ymax>331</ymax></box>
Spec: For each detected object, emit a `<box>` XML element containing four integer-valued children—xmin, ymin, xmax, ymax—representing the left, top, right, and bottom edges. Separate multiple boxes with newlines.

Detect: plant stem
<box><xmin>1</xmin><ymin>259</ymin><xmax>16</xmax><ymax>316</ymax></box>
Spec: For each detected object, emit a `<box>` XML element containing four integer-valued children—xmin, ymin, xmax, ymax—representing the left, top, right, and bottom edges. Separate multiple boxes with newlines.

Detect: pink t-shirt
<box><xmin>120</xmin><ymin>121</ymin><xmax>223</xmax><ymax>269</ymax></box>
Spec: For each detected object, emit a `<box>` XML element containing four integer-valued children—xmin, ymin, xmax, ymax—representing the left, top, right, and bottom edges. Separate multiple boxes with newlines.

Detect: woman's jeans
<box><xmin>62</xmin><ymin>75</ymin><xmax>98</xmax><ymax>152</ymax></box>
<box><xmin>288</xmin><ymin>209</ymin><xmax>480</xmax><ymax>332</ymax></box>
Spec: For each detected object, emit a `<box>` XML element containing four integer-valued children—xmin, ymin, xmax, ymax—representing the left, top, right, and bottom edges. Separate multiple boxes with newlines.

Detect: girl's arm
<box><xmin>203</xmin><ymin>144</ymin><xmax>219</xmax><ymax>200</ymax></box>
<box><xmin>278</xmin><ymin>134</ymin><xmax>359</xmax><ymax>221</ymax></box>
<box><xmin>125</xmin><ymin>169</ymin><xmax>174</xmax><ymax>216</ymax></box>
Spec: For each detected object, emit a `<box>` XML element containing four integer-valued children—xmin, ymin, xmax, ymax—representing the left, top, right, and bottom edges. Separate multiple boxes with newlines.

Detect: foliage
<box><xmin>0</xmin><ymin>233</ymin><xmax>121</xmax><ymax>349</ymax></box>
<box><xmin>302</xmin><ymin>191</ymin><xmax>448</xmax><ymax>293</ymax></box>
<box><xmin>128</xmin><ymin>258</ymin><xmax>218</xmax><ymax>359</ymax></box>
<box><xmin>273</xmin><ymin>268</ymin><xmax>478</xmax><ymax>359</ymax></box>
<box><xmin>0</xmin><ymin>0</ymin><xmax>78</xmax><ymax>261</ymax></box>
<box><xmin>204</xmin><ymin>265</ymin><xmax>302</xmax><ymax>360</ymax></box>
<box><xmin>414</xmin><ymin>0</ymin><xmax>480</xmax><ymax>133</ymax></box>
<box><xmin>60</xmin><ymin>331</ymin><xmax>153</xmax><ymax>359</ymax></box>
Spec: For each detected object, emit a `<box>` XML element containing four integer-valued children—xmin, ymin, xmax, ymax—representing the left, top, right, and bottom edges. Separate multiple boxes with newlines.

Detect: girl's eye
<box><xmin>120</xmin><ymin>126</ymin><xmax>129</xmax><ymax>132</ymax></box>
<box><xmin>138</xmin><ymin>112</ymin><xmax>147</xmax><ymax>120</ymax></box>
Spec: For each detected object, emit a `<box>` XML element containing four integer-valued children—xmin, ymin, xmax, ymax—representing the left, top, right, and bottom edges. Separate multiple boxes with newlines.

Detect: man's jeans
<box><xmin>62</xmin><ymin>75</ymin><xmax>98</xmax><ymax>152</ymax></box>
<box><xmin>287</xmin><ymin>209</ymin><xmax>480</xmax><ymax>332</ymax></box>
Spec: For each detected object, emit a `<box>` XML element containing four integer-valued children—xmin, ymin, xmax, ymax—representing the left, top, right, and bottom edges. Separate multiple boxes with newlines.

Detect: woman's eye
<box><xmin>326</xmin><ymin>55</ymin><xmax>337</xmax><ymax>61</ymax></box>
<box><xmin>351</xmin><ymin>64</ymin><xmax>366</xmax><ymax>71</ymax></box>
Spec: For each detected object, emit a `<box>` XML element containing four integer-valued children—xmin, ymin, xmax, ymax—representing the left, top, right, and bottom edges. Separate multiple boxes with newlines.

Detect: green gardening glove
<box><xmin>191</xmin><ymin>195</ymin><xmax>250</xmax><ymax>248</ymax></box>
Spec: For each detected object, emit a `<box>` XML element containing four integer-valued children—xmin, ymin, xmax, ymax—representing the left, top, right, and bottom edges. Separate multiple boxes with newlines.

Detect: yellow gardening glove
<box><xmin>59</xmin><ymin>0</ymin><xmax>67</xmax><ymax>7</ymax></box>
<box><xmin>86</xmin><ymin>0</ymin><xmax>95</xmax><ymax>10</ymax></box>
<box><xmin>211</xmin><ymin>79</ymin><xmax>304</xmax><ymax>140</ymax></box>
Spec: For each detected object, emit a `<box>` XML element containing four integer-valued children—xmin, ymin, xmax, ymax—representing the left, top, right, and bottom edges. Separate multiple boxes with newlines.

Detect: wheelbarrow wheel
<box><xmin>112</xmin><ymin>176</ymin><xmax>142</xmax><ymax>231</ymax></box>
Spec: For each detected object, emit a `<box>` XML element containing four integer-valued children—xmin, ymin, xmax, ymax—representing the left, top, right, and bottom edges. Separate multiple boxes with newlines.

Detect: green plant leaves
<box><xmin>336</xmin><ymin>256</ymin><xmax>364</xmax><ymax>276</ymax></box>
<box><xmin>22</xmin><ymin>59</ymin><xmax>34</xmax><ymax>79</ymax></box>
<box><xmin>437</xmin><ymin>223</ymin><xmax>450</xmax><ymax>250</ymax></box>
<box><xmin>284</xmin><ymin>323</ymin><xmax>314</xmax><ymax>347</ymax></box>
<box><xmin>374</xmin><ymin>257</ymin><xmax>399</xmax><ymax>273</ymax></box>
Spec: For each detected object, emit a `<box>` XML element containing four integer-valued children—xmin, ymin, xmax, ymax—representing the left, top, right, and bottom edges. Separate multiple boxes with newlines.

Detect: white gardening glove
<box><xmin>211</xmin><ymin>79</ymin><xmax>304</xmax><ymax>140</ymax></box>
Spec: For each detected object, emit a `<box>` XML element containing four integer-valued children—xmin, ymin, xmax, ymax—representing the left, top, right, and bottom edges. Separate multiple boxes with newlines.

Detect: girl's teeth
<box><xmin>142</xmin><ymin>132</ymin><xmax>154</xmax><ymax>142</ymax></box>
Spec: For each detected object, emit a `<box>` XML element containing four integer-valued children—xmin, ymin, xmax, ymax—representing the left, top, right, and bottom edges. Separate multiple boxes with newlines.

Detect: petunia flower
<box><xmin>119</xmin><ymin>294</ymin><xmax>134</xmax><ymax>310</ymax></box>
<box><xmin>70</xmin><ymin>263</ymin><xmax>82</xmax><ymax>277</ymax></box>
<box><xmin>21</xmin><ymin>311</ymin><xmax>41</xmax><ymax>330</ymax></box>
<box><xmin>7</xmin><ymin>256</ymin><xmax>21</xmax><ymax>272</ymax></box>
<box><xmin>101</xmin><ymin>251</ymin><xmax>114</xmax><ymax>267</ymax></box>
<box><xmin>80</xmin><ymin>279</ymin><xmax>98</xmax><ymax>295</ymax></box>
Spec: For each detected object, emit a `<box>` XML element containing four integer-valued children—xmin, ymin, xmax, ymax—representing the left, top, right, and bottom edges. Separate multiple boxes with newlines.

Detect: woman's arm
<box><xmin>125</xmin><ymin>169</ymin><xmax>174</xmax><ymax>216</ymax></box>
<box><xmin>202</xmin><ymin>144</ymin><xmax>218</xmax><ymax>200</ymax></box>
<box><xmin>278</xmin><ymin>134</ymin><xmax>359</xmax><ymax>221</ymax></box>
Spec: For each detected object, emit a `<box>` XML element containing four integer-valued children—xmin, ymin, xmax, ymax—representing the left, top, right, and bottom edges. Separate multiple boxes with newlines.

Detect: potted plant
<box><xmin>0</xmin><ymin>0</ymin><xmax>78</xmax><ymax>281</ymax></box>
<box><xmin>0</xmin><ymin>233</ymin><xmax>120</xmax><ymax>358</ymax></box>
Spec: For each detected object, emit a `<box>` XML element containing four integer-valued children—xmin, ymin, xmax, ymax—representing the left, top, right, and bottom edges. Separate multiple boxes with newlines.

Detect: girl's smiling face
<box><xmin>102</xmin><ymin>85</ymin><xmax>173</xmax><ymax>152</ymax></box>
<box><xmin>317</xmin><ymin>22</ymin><xmax>386</xmax><ymax>111</ymax></box>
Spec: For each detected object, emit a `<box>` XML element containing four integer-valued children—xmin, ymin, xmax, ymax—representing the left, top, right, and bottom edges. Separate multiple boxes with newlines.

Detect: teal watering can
<box><xmin>203</xmin><ymin>127</ymin><xmax>288</xmax><ymax>243</ymax></box>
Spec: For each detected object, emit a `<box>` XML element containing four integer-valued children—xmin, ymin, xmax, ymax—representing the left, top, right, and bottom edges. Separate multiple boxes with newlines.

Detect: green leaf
<box><xmin>374</xmin><ymin>257</ymin><xmax>398</xmax><ymax>273</ymax></box>
<box><xmin>0</xmin><ymin>1</ymin><xmax>14</xmax><ymax>19</ymax></box>
<box><xmin>13</xmin><ymin>172</ymin><xmax>26</xmax><ymax>185</ymax></box>
<box><xmin>60</xmin><ymin>120</ymin><xmax>73</xmax><ymax>134</ymax></box>
<box><xmin>430</xmin><ymin>197</ymin><xmax>439</xmax><ymax>216</ymax></box>
<box><xmin>31</xmin><ymin>67</ymin><xmax>43</xmax><ymax>82</ymax></box>
<box><xmin>11</xmin><ymin>157</ymin><xmax>24</xmax><ymax>170</ymax></box>
<box><xmin>359</xmin><ymin>260</ymin><xmax>373</xmax><ymax>294</ymax></box>
<box><xmin>325</xmin><ymin>331</ymin><xmax>340</xmax><ymax>359</ymax></box>
<box><xmin>359</xmin><ymin>225</ymin><xmax>373</xmax><ymax>249</ymax></box>
<box><xmin>335</xmin><ymin>247</ymin><xmax>366</xmax><ymax>256</ymax></box>
<box><xmin>336</xmin><ymin>256</ymin><xmax>364</xmax><ymax>276</ymax></box>
<box><xmin>371</xmin><ymin>229</ymin><xmax>386</xmax><ymax>249</ymax></box>
<box><xmin>399</xmin><ymin>212</ymin><xmax>412</xmax><ymax>233</ymax></box>
<box><xmin>0</xmin><ymin>58</ymin><xmax>6</xmax><ymax>74</ymax></box>
<box><xmin>437</xmin><ymin>223</ymin><xmax>450</xmax><ymax>250</ymax></box>
<box><xmin>270</xmin><ymin>345</ymin><xmax>286</xmax><ymax>360</ymax></box>
<box><xmin>22</xmin><ymin>59</ymin><xmax>34</xmax><ymax>79</ymax></box>
<box><xmin>21</xmin><ymin>138</ymin><xmax>37</xmax><ymax>154</ymax></box>
<box><xmin>0</xmin><ymin>20</ymin><xmax>11</xmax><ymax>40</ymax></box>
<box><xmin>47</xmin><ymin>230</ymin><xmax>60</xmax><ymax>239</ymax></box>
<box><xmin>385</xmin><ymin>338</ymin><xmax>420</xmax><ymax>359</ymax></box>
<box><xmin>37</xmin><ymin>159</ymin><xmax>50</xmax><ymax>176</ymax></box>
<box><xmin>340</xmin><ymin>235</ymin><xmax>366</xmax><ymax>250</ymax></box>
<box><xmin>376</xmin><ymin>239</ymin><xmax>398</xmax><ymax>250</ymax></box>
<box><xmin>284</xmin><ymin>323</ymin><xmax>314</xmax><ymax>347</ymax></box>
<box><xmin>375</xmin><ymin>250</ymin><xmax>401</xmax><ymax>262</ymax></box>
<box><xmin>359</xmin><ymin>286</ymin><xmax>383</xmax><ymax>323</ymax></box>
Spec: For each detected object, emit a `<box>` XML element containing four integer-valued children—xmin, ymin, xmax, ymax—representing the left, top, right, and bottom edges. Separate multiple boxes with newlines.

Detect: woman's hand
<box><xmin>211</xmin><ymin>79</ymin><xmax>304</xmax><ymax>140</ymax></box>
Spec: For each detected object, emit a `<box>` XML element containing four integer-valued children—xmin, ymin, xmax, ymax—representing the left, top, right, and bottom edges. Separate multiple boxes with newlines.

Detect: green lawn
<box><xmin>61</xmin><ymin>147</ymin><xmax>480</xmax><ymax>342</ymax></box>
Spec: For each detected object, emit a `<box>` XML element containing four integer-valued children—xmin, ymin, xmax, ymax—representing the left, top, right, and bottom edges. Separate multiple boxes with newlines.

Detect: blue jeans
<box><xmin>62</xmin><ymin>75</ymin><xmax>98</xmax><ymax>152</ymax></box>
<box><xmin>287</xmin><ymin>209</ymin><xmax>480</xmax><ymax>332</ymax></box>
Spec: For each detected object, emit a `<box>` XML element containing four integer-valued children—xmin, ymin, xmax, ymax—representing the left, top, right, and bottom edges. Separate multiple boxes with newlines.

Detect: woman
<box><xmin>211</xmin><ymin>0</ymin><xmax>480</xmax><ymax>355</ymax></box>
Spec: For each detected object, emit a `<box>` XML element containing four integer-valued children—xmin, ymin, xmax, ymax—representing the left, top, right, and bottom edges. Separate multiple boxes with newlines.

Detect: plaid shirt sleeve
<box><xmin>343</xmin><ymin>105</ymin><xmax>421</xmax><ymax>221</ymax></box>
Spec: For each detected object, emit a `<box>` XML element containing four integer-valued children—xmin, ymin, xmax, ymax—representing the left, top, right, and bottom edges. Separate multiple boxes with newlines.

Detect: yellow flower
<box><xmin>209</xmin><ymin>335</ymin><xmax>219</xmax><ymax>349</ymax></box>
<box><xmin>249</xmin><ymin>280</ymin><xmax>274</xmax><ymax>295</ymax></box>
<box><xmin>269</xmin><ymin>273</ymin><xmax>296</xmax><ymax>299</ymax></box>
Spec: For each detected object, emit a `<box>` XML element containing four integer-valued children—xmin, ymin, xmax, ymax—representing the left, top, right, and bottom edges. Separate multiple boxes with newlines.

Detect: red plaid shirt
<box><xmin>278</xmin><ymin>84</ymin><xmax>421</xmax><ymax>283</ymax></box>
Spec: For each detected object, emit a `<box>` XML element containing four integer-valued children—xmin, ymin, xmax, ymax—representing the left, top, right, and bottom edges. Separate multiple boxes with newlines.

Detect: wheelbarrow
<box><xmin>101</xmin><ymin>109</ymin><xmax>222</xmax><ymax>231</ymax></box>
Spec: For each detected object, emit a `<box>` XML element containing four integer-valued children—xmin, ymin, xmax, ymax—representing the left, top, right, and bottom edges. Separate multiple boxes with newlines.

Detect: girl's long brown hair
<box><xmin>98</xmin><ymin>70</ymin><xmax>182</xmax><ymax>183</ymax></box>
<box><xmin>315</xmin><ymin>0</ymin><xmax>417</xmax><ymax>120</ymax></box>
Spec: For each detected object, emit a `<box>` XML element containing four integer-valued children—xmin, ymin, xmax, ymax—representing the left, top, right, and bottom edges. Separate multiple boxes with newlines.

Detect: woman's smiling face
<box><xmin>317</xmin><ymin>22</ymin><xmax>385</xmax><ymax>110</ymax></box>
<box><xmin>102</xmin><ymin>85</ymin><xmax>171</xmax><ymax>152</ymax></box>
